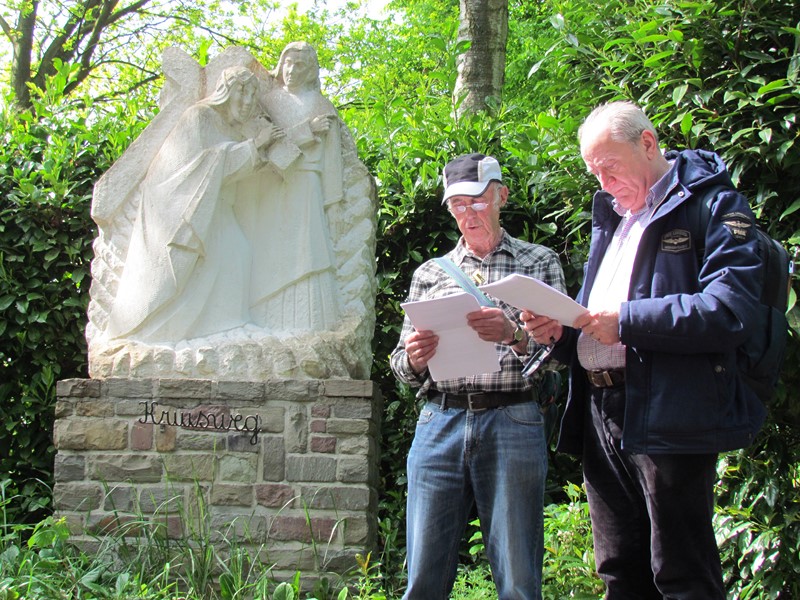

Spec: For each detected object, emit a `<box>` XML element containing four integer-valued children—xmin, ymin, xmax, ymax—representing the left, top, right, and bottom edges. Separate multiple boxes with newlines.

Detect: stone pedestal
<box><xmin>52</xmin><ymin>377</ymin><xmax>381</xmax><ymax>584</ymax></box>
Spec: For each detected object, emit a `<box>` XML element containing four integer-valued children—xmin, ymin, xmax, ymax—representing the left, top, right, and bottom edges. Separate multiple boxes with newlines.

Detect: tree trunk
<box><xmin>11</xmin><ymin>0</ymin><xmax>38</xmax><ymax>110</ymax></box>
<box><xmin>453</xmin><ymin>0</ymin><xmax>508</xmax><ymax>116</ymax></box>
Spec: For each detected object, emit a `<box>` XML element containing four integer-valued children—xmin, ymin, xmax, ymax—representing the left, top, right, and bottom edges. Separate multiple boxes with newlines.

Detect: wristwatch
<box><xmin>505</xmin><ymin>323</ymin><xmax>525</xmax><ymax>345</ymax></box>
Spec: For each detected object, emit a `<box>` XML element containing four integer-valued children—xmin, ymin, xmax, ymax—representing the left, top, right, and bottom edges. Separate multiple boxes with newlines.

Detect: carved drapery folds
<box><xmin>87</xmin><ymin>46</ymin><xmax>377</xmax><ymax>380</ymax></box>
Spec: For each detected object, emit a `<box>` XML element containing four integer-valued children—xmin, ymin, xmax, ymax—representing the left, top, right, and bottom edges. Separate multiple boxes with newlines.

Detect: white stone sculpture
<box><xmin>87</xmin><ymin>46</ymin><xmax>377</xmax><ymax>380</ymax></box>
<box><xmin>240</xmin><ymin>42</ymin><xmax>342</xmax><ymax>332</ymax></box>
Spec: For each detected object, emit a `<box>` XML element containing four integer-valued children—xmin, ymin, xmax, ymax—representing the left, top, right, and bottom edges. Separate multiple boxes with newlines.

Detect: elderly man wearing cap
<box><xmin>390</xmin><ymin>153</ymin><xmax>566</xmax><ymax>599</ymax></box>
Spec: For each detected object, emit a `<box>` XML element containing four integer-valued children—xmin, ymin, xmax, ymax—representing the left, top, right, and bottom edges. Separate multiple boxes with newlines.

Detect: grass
<box><xmin>0</xmin><ymin>480</ymin><xmax>602</xmax><ymax>599</ymax></box>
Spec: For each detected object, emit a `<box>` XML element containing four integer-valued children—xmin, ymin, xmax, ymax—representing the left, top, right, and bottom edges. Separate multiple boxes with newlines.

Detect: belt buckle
<box><xmin>601</xmin><ymin>370</ymin><xmax>615</xmax><ymax>387</ymax></box>
<box><xmin>466</xmin><ymin>392</ymin><xmax>487</xmax><ymax>412</ymax></box>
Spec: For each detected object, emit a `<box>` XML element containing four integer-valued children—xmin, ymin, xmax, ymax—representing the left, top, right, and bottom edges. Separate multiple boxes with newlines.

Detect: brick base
<box><xmin>53</xmin><ymin>378</ymin><xmax>381</xmax><ymax>584</ymax></box>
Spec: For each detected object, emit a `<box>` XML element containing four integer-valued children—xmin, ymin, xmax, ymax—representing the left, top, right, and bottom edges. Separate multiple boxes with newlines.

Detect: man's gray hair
<box><xmin>578</xmin><ymin>100</ymin><xmax>659</xmax><ymax>146</ymax></box>
<box><xmin>492</xmin><ymin>181</ymin><xmax>505</xmax><ymax>207</ymax></box>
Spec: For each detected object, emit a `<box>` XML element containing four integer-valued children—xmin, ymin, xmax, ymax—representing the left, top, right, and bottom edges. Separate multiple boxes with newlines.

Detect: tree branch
<box><xmin>0</xmin><ymin>14</ymin><xmax>14</xmax><ymax>41</ymax></box>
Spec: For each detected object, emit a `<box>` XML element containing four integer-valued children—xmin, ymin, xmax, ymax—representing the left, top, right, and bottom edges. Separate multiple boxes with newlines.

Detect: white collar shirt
<box><xmin>577</xmin><ymin>160</ymin><xmax>677</xmax><ymax>370</ymax></box>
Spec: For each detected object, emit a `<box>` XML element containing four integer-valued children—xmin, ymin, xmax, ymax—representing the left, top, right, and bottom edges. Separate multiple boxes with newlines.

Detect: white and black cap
<box><xmin>442</xmin><ymin>153</ymin><xmax>502</xmax><ymax>204</ymax></box>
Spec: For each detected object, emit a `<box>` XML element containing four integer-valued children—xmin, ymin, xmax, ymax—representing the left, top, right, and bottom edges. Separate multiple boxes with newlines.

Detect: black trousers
<box><xmin>583</xmin><ymin>385</ymin><xmax>726</xmax><ymax>600</ymax></box>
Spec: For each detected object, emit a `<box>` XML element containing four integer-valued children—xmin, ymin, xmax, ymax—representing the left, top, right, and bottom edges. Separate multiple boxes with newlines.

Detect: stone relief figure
<box><xmin>239</xmin><ymin>42</ymin><xmax>341</xmax><ymax>332</ymax></box>
<box><xmin>86</xmin><ymin>46</ymin><xmax>376</xmax><ymax>381</ymax></box>
<box><xmin>107</xmin><ymin>66</ymin><xmax>284</xmax><ymax>342</ymax></box>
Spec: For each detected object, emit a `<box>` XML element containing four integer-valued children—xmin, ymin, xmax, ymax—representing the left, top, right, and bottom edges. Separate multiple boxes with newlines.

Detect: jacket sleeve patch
<box><xmin>661</xmin><ymin>228</ymin><xmax>691</xmax><ymax>253</ymax></box>
<box><xmin>721</xmin><ymin>212</ymin><xmax>753</xmax><ymax>242</ymax></box>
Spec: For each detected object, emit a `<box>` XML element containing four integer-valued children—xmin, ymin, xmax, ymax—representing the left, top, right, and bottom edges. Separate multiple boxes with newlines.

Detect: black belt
<box><xmin>429</xmin><ymin>390</ymin><xmax>532</xmax><ymax>411</ymax></box>
<box><xmin>586</xmin><ymin>369</ymin><xmax>625</xmax><ymax>388</ymax></box>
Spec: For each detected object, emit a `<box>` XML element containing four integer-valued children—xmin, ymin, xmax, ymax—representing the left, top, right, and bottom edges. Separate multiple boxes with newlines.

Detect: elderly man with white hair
<box><xmin>522</xmin><ymin>101</ymin><xmax>766</xmax><ymax>599</ymax></box>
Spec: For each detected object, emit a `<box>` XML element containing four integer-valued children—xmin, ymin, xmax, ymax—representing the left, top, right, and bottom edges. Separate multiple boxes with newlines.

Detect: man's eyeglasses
<box><xmin>449</xmin><ymin>201</ymin><xmax>490</xmax><ymax>214</ymax></box>
<box><xmin>521</xmin><ymin>337</ymin><xmax>556</xmax><ymax>378</ymax></box>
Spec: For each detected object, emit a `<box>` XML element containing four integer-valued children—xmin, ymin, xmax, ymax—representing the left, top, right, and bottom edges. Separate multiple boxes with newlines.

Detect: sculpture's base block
<box><xmin>53</xmin><ymin>377</ymin><xmax>381</xmax><ymax>586</ymax></box>
<box><xmin>87</xmin><ymin>318</ymin><xmax>373</xmax><ymax>381</ymax></box>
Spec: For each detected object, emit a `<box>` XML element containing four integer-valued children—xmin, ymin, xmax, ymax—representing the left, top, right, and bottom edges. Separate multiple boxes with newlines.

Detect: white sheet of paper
<box><xmin>479</xmin><ymin>273</ymin><xmax>588</xmax><ymax>326</ymax></box>
<box><xmin>401</xmin><ymin>292</ymin><xmax>501</xmax><ymax>382</ymax></box>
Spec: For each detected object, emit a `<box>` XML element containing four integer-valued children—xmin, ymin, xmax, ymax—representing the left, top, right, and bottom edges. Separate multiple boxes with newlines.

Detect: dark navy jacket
<box><xmin>554</xmin><ymin>149</ymin><xmax>767</xmax><ymax>455</ymax></box>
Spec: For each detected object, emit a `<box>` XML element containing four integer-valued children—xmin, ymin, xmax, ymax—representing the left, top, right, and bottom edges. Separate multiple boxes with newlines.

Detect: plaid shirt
<box><xmin>390</xmin><ymin>230</ymin><xmax>567</xmax><ymax>397</ymax></box>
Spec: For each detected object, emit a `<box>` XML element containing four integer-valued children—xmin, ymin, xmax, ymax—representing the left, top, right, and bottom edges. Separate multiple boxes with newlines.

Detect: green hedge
<box><xmin>0</xmin><ymin>100</ymin><xmax>149</xmax><ymax>521</ymax></box>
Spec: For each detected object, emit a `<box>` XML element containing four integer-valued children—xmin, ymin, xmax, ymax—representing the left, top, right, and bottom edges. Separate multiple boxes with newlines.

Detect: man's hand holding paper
<box><xmin>467</xmin><ymin>305</ymin><xmax>514</xmax><ymax>343</ymax></box>
<box><xmin>478</xmin><ymin>273</ymin><xmax>587</xmax><ymax>326</ymax></box>
<box><xmin>404</xmin><ymin>329</ymin><xmax>439</xmax><ymax>374</ymax></box>
<box><xmin>401</xmin><ymin>292</ymin><xmax>501</xmax><ymax>381</ymax></box>
<box><xmin>520</xmin><ymin>311</ymin><xmax>565</xmax><ymax>345</ymax></box>
<box><xmin>478</xmin><ymin>273</ymin><xmax>588</xmax><ymax>346</ymax></box>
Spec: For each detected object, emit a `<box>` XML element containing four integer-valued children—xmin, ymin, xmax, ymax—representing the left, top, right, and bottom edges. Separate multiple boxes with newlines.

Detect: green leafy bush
<box><xmin>542</xmin><ymin>484</ymin><xmax>603</xmax><ymax>599</ymax></box>
<box><xmin>0</xmin><ymin>93</ymin><xmax>149</xmax><ymax>524</ymax></box>
<box><xmin>715</xmin><ymin>428</ymin><xmax>800</xmax><ymax>598</ymax></box>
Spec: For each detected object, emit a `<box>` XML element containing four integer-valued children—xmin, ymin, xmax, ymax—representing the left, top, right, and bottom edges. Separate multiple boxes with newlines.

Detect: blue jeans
<box><xmin>584</xmin><ymin>385</ymin><xmax>725</xmax><ymax>599</ymax></box>
<box><xmin>403</xmin><ymin>400</ymin><xmax>547</xmax><ymax>600</ymax></box>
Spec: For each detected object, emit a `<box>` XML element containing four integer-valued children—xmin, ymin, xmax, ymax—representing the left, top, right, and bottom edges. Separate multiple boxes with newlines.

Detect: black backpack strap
<box><xmin>689</xmin><ymin>185</ymin><xmax>789</xmax><ymax>309</ymax></box>
<box><xmin>757</xmin><ymin>230</ymin><xmax>791</xmax><ymax>310</ymax></box>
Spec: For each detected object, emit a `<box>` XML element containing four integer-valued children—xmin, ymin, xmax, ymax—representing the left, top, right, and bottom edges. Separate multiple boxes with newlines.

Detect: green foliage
<box><xmin>1</xmin><ymin>477</ymin><xmax>347</xmax><ymax>599</ymax></box>
<box><xmin>542</xmin><ymin>484</ymin><xmax>603</xmax><ymax>599</ymax></box>
<box><xmin>0</xmin><ymin>482</ymin><xmax>255</xmax><ymax>599</ymax></box>
<box><xmin>335</xmin><ymin>552</ymin><xmax>387</xmax><ymax>600</ymax></box>
<box><xmin>0</xmin><ymin>72</ymin><xmax>152</xmax><ymax>524</ymax></box>
<box><xmin>1</xmin><ymin>109</ymin><xmax>94</xmax><ymax>522</ymax></box>
<box><xmin>450</xmin><ymin>563</ymin><xmax>496</xmax><ymax>599</ymax></box>
<box><xmin>715</xmin><ymin>427</ymin><xmax>800</xmax><ymax>598</ymax></box>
